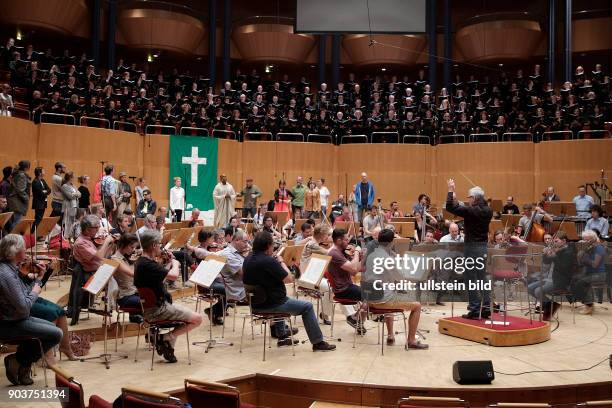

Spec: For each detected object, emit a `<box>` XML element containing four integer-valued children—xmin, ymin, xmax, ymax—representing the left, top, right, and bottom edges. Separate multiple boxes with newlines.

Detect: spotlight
<box><xmin>147</xmin><ymin>54</ymin><xmax>153</xmax><ymax>63</ymax></box>
<box><xmin>498</xmin><ymin>63</ymin><xmax>503</xmax><ymax>67</ymax></box>
<box><xmin>381</xmin><ymin>67</ymin><xmax>387</xmax><ymax>72</ymax></box>
<box><xmin>16</xmin><ymin>30</ymin><xmax>22</xmax><ymax>41</ymax></box>
<box><xmin>152</xmin><ymin>53</ymin><xmax>159</xmax><ymax>58</ymax></box>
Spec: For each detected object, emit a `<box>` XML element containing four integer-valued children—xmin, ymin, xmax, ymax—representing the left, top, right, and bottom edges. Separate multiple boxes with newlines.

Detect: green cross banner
<box><xmin>169</xmin><ymin>135</ymin><xmax>218</xmax><ymax>211</ymax></box>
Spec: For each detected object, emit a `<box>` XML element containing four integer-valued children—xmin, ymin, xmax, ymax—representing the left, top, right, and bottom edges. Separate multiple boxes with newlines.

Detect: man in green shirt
<box><xmin>237</xmin><ymin>177</ymin><xmax>262</xmax><ymax>218</ymax></box>
<box><xmin>291</xmin><ymin>176</ymin><xmax>307</xmax><ymax>219</ymax></box>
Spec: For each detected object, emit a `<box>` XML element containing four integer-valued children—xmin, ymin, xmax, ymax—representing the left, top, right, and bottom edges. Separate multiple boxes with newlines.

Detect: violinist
<box><xmin>573</xmin><ymin>230</ymin><xmax>607</xmax><ymax>315</ymax></box>
<box><xmin>0</xmin><ymin>234</ymin><xmax>63</xmax><ymax>385</ymax></box>
<box><xmin>187</xmin><ymin>230</ymin><xmax>215</xmax><ymax>260</ymax></box>
<box><xmin>532</xmin><ymin>231</ymin><xmax>574</xmax><ymax>320</ymax></box>
<box><xmin>111</xmin><ymin>233</ymin><xmax>143</xmax><ymax>324</ymax></box>
<box><xmin>262</xmin><ymin>216</ymin><xmax>282</xmax><ymax>242</ymax></box>
<box><xmin>294</xmin><ymin>220</ymin><xmax>315</xmax><ymax>244</ymax></box>
<box><xmin>363</xmin><ymin>206</ymin><xmax>384</xmax><ymax>242</ymax></box>
<box><xmin>110</xmin><ymin>214</ymin><xmax>132</xmax><ymax>236</ymax></box>
<box><xmin>328</xmin><ymin>228</ymin><xmax>367</xmax><ymax>334</ymax></box>
<box><xmin>204</xmin><ymin>229</ymin><xmax>250</xmax><ymax>325</ymax></box>
<box><xmin>518</xmin><ymin>204</ymin><xmax>553</xmax><ymax>237</ymax></box>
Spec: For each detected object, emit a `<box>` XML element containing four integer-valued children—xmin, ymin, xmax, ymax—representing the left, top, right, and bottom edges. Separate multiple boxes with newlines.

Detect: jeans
<box><xmin>572</xmin><ymin>272</ymin><xmax>607</xmax><ymax>305</ymax></box>
<box><xmin>254</xmin><ymin>298</ymin><xmax>323</xmax><ymax>345</ymax></box>
<box><xmin>528</xmin><ymin>279</ymin><xmax>555</xmax><ymax>303</ymax></box>
<box><xmin>0</xmin><ymin>317</ymin><xmax>63</xmax><ymax>367</ymax></box>
<box><xmin>242</xmin><ymin>207</ymin><xmax>256</xmax><ymax>218</ymax></box>
<box><xmin>117</xmin><ymin>294</ymin><xmax>142</xmax><ymax>317</ymax></box>
<box><xmin>464</xmin><ymin>243</ymin><xmax>490</xmax><ymax>312</ymax></box>
<box><xmin>50</xmin><ymin>201</ymin><xmax>63</xmax><ymax>223</ymax></box>
<box><xmin>210</xmin><ymin>281</ymin><xmax>226</xmax><ymax>318</ymax></box>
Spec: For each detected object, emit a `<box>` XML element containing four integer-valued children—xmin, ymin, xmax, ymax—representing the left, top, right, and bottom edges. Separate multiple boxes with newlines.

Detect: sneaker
<box><xmin>461</xmin><ymin>311</ymin><xmax>481</xmax><ymax>320</ymax></box>
<box><xmin>161</xmin><ymin>341</ymin><xmax>177</xmax><ymax>363</ymax></box>
<box><xmin>277</xmin><ymin>338</ymin><xmax>299</xmax><ymax>347</ymax></box>
<box><xmin>357</xmin><ymin>324</ymin><xmax>367</xmax><ymax>335</ymax></box>
<box><xmin>129</xmin><ymin>315</ymin><xmax>144</xmax><ymax>324</ymax></box>
<box><xmin>274</xmin><ymin>327</ymin><xmax>299</xmax><ymax>339</ymax></box>
<box><xmin>346</xmin><ymin>315</ymin><xmax>359</xmax><ymax>328</ymax></box>
<box><xmin>18</xmin><ymin>365</ymin><xmax>34</xmax><ymax>385</ymax></box>
<box><xmin>4</xmin><ymin>354</ymin><xmax>20</xmax><ymax>386</ymax></box>
<box><xmin>405</xmin><ymin>341</ymin><xmax>429</xmax><ymax>350</ymax></box>
<box><xmin>313</xmin><ymin>341</ymin><xmax>336</xmax><ymax>352</ymax></box>
<box><xmin>319</xmin><ymin>313</ymin><xmax>332</xmax><ymax>325</ymax></box>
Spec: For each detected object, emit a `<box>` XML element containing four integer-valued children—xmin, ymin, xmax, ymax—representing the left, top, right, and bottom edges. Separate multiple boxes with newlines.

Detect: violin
<box><xmin>160</xmin><ymin>248</ymin><xmax>174</xmax><ymax>264</ymax></box>
<box><xmin>345</xmin><ymin>244</ymin><xmax>362</xmax><ymax>258</ymax></box>
<box><xmin>18</xmin><ymin>255</ymin><xmax>50</xmax><ymax>280</ymax></box>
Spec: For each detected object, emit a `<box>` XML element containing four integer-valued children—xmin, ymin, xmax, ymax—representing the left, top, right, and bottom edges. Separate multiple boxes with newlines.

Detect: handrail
<box><xmin>244</xmin><ymin>132</ymin><xmax>273</xmax><ymax>141</ymax></box>
<box><xmin>577</xmin><ymin>129</ymin><xmax>610</xmax><ymax>139</ymax></box>
<box><xmin>439</xmin><ymin>134</ymin><xmax>465</xmax><ymax>144</ymax></box>
<box><xmin>541</xmin><ymin>130</ymin><xmax>573</xmax><ymax>141</ymax></box>
<box><xmin>469</xmin><ymin>133</ymin><xmax>498</xmax><ymax>142</ymax></box>
<box><xmin>277</xmin><ymin>132</ymin><xmax>305</xmax><ymax>142</ymax></box>
<box><xmin>11</xmin><ymin>106</ymin><xmax>31</xmax><ymax>120</ymax></box>
<box><xmin>371</xmin><ymin>131</ymin><xmax>399</xmax><ymax>143</ymax></box>
<box><xmin>402</xmin><ymin>134</ymin><xmax>430</xmax><ymax>144</ymax></box>
<box><xmin>181</xmin><ymin>126</ymin><xmax>210</xmax><ymax>137</ymax></box>
<box><xmin>307</xmin><ymin>134</ymin><xmax>333</xmax><ymax>144</ymax></box>
<box><xmin>79</xmin><ymin>116</ymin><xmax>109</xmax><ymax>128</ymax></box>
<box><xmin>341</xmin><ymin>135</ymin><xmax>368</xmax><ymax>144</ymax></box>
<box><xmin>502</xmin><ymin>132</ymin><xmax>532</xmax><ymax>142</ymax></box>
<box><xmin>145</xmin><ymin>124</ymin><xmax>176</xmax><ymax>135</ymax></box>
<box><xmin>212</xmin><ymin>129</ymin><xmax>236</xmax><ymax>140</ymax></box>
<box><xmin>113</xmin><ymin>120</ymin><xmax>138</xmax><ymax>132</ymax></box>
<box><xmin>41</xmin><ymin>112</ymin><xmax>76</xmax><ymax>125</ymax></box>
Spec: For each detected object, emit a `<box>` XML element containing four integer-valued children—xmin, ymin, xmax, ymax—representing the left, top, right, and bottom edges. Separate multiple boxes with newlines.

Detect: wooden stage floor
<box><xmin>2</xmin><ymin>279</ymin><xmax>612</xmax><ymax>407</ymax></box>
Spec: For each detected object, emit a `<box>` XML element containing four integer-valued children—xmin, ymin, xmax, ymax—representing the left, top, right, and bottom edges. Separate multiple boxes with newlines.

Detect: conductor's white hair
<box><xmin>468</xmin><ymin>186</ymin><xmax>485</xmax><ymax>199</ymax></box>
<box><xmin>582</xmin><ymin>229</ymin><xmax>598</xmax><ymax>240</ymax></box>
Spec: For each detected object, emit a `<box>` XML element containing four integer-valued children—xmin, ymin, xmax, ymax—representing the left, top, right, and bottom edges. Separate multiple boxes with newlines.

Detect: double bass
<box><xmin>523</xmin><ymin>206</ymin><xmax>546</xmax><ymax>243</ymax></box>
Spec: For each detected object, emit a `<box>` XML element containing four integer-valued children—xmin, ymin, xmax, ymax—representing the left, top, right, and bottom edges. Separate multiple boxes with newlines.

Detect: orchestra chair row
<box><xmin>134</xmin><ymin>287</ymin><xmax>191</xmax><ymax>370</ymax></box>
<box><xmin>184</xmin><ymin>378</ymin><xmax>255</xmax><ymax>408</ymax></box>
<box><xmin>50</xmin><ymin>365</ymin><xmax>112</xmax><ymax>408</ymax></box>
<box><xmin>326</xmin><ymin>271</ymin><xmax>361</xmax><ymax>347</ymax></box>
<box><xmin>239</xmin><ymin>284</ymin><xmax>296</xmax><ymax>361</ymax></box>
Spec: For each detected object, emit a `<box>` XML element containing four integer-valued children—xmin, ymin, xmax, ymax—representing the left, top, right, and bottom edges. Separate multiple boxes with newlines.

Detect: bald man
<box><xmin>354</xmin><ymin>172</ymin><xmax>375</xmax><ymax>222</ymax></box>
<box><xmin>440</xmin><ymin>222</ymin><xmax>464</xmax><ymax>243</ymax></box>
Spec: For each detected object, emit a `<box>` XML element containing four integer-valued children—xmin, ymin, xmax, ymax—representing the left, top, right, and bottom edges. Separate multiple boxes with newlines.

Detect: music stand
<box><xmin>390</xmin><ymin>217</ymin><xmax>415</xmax><ymax>223</ymax></box>
<box><xmin>294</xmin><ymin>218</ymin><xmax>309</xmax><ymax>233</ymax></box>
<box><xmin>11</xmin><ymin>218</ymin><xmax>35</xmax><ymax>235</ymax></box>
<box><xmin>489</xmin><ymin>219</ymin><xmax>503</xmax><ymax>236</ymax></box>
<box><xmin>265</xmin><ymin>211</ymin><xmax>289</xmax><ymax>230</ymax></box>
<box><xmin>80</xmin><ymin>259</ymin><xmax>128</xmax><ymax>369</ymax></box>
<box><xmin>0</xmin><ymin>212</ymin><xmax>13</xmax><ymax>238</ymax></box>
<box><xmin>34</xmin><ymin>217</ymin><xmax>62</xmax><ymax>284</ymax></box>
<box><xmin>442</xmin><ymin>209</ymin><xmax>463</xmax><ymax>222</ymax></box>
<box><xmin>189</xmin><ymin>226</ymin><xmax>203</xmax><ymax>246</ymax></box>
<box><xmin>500</xmin><ymin>214</ymin><xmax>522</xmax><ymax>229</ymax></box>
<box><xmin>390</xmin><ymin>222</ymin><xmax>415</xmax><ymax>239</ymax></box>
<box><xmin>490</xmin><ymin>199</ymin><xmax>503</xmax><ymax>213</ymax></box>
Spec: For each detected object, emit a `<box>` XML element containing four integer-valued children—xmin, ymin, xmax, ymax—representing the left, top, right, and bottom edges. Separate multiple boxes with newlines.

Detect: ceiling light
<box><xmin>16</xmin><ymin>30</ymin><xmax>22</xmax><ymax>41</ymax></box>
<box><xmin>381</xmin><ymin>68</ymin><xmax>387</xmax><ymax>72</ymax></box>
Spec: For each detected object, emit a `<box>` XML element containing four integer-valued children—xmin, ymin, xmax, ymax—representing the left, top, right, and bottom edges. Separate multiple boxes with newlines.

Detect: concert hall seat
<box><xmin>397</xmin><ymin>396</ymin><xmax>469</xmax><ymax>407</ymax></box>
<box><xmin>120</xmin><ymin>387</ymin><xmax>182</xmax><ymax>408</ymax></box>
<box><xmin>489</xmin><ymin>244</ymin><xmax>532</xmax><ymax>322</ymax></box>
<box><xmin>325</xmin><ymin>271</ymin><xmax>361</xmax><ymax>347</ymax></box>
<box><xmin>135</xmin><ymin>287</ymin><xmax>191</xmax><ymax>370</ymax></box>
<box><xmin>51</xmin><ymin>365</ymin><xmax>112</xmax><ymax>408</ymax></box>
<box><xmin>184</xmin><ymin>378</ymin><xmax>256</xmax><ymax>408</ymax></box>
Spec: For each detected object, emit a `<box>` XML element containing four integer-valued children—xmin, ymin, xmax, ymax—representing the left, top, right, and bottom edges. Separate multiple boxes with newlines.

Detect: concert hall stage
<box><xmin>4</xmin><ymin>283</ymin><xmax>612</xmax><ymax>408</ymax></box>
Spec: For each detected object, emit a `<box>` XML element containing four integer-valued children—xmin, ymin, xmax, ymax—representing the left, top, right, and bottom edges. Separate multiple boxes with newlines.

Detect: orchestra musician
<box><xmin>134</xmin><ymin>230</ymin><xmax>203</xmax><ymax>363</ymax></box>
<box><xmin>542</xmin><ymin>186</ymin><xmax>561</xmax><ymax>203</ymax></box>
<box><xmin>363</xmin><ymin>206</ymin><xmax>384</xmax><ymax>242</ymax></box>
<box><xmin>110</xmin><ymin>233</ymin><xmax>143</xmax><ymax>323</ymax></box>
<box><xmin>519</xmin><ymin>203</ymin><xmax>553</xmax><ymax>235</ymax></box>
<box><xmin>572</xmin><ymin>185</ymin><xmax>594</xmax><ymax>218</ymax></box>
<box><xmin>242</xmin><ymin>231</ymin><xmax>336</xmax><ymax>351</ymax></box>
<box><xmin>502</xmin><ymin>196</ymin><xmax>520</xmax><ymax>215</ymax></box>
<box><xmin>585</xmin><ymin>205</ymin><xmax>609</xmax><ymax>238</ymax></box>
<box><xmin>445</xmin><ymin>179</ymin><xmax>493</xmax><ymax>319</ymax></box>
<box><xmin>573</xmin><ymin>230</ymin><xmax>607</xmax><ymax>315</ymax></box>
<box><xmin>384</xmin><ymin>201</ymin><xmax>404</xmax><ymax>221</ymax></box>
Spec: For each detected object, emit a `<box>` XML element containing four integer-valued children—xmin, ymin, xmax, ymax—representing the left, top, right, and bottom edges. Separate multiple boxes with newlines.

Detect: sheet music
<box><xmin>83</xmin><ymin>260</ymin><xmax>119</xmax><ymax>295</ymax></box>
<box><xmin>189</xmin><ymin>256</ymin><xmax>226</xmax><ymax>288</ymax></box>
<box><xmin>297</xmin><ymin>255</ymin><xmax>330</xmax><ymax>289</ymax></box>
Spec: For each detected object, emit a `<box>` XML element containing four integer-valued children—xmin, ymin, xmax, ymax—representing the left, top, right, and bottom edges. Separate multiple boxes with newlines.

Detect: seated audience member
<box><xmin>111</xmin><ymin>233</ymin><xmax>143</xmax><ymax>323</ymax></box>
<box><xmin>136</xmin><ymin>189</ymin><xmax>157</xmax><ymax>218</ymax></box>
<box><xmin>243</xmin><ymin>231</ymin><xmax>336</xmax><ymax>351</ymax></box>
<box><xmin>0</xmin><ymin>234</ymin><xmax>63</xmax><ymax>385</ymax></box>
<box><xmin>384</xmin><ymin>201</ymin><xmax>404</xmax><ymax>221</ymax></box>
<box><xmin>327</xmin><ymin>228</ymin><xmax>367</xmax><ymax>333</ymax></box>
<box><xmin>134</xmin><ymin>230</ymin><xmax>203</xmax><ymax>363</ymax></box>
<box><xmin>363</xmin><ymin>229</ymin><xmax>428</xmax><ymax>349</ymax></box>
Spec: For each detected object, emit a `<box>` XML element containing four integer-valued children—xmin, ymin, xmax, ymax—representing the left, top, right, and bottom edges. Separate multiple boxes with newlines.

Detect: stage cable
<box><xmin>494</xmin><ymin>356</ymin><xmax>610</xmax><ymax>376</ymax></box>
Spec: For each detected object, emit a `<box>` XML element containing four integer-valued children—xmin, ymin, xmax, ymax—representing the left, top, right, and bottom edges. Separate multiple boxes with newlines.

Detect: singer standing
<box><xmin>169</xmin><ymin>177</ymin><xmax>185</xmax><ymax>222</ymax></box>
<box><xmin>445</xmin><ymin>179</ymin><xmax>492</xmax><ymax>319</ymax></box>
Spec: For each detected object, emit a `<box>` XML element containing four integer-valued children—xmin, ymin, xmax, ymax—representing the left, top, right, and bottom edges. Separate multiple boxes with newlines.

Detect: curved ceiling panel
<box><xmin>455</xmin><ymin>20</ymin><xmax>544</xmax><ymax>63</ymax></box>
<box><xmin>573</xmin><ymin>17</ymin><xmax>612</xmax><ymax>53</ymax></box>
<box><xmin>232</xmin><ymin>24</ymin><xmax>316</xmax><ymax>64</ymax></box>
<box><xmin>0</xmin><ymin>0</ymin><xmax>89</xmax><ymax>38</ymax></box>
<box><xmin>117</xmin><ymin>9</ymin><xmax>205</xmax><ymax>55</ymax></box>
<box><xmin>343</xmin><ymin>34</ymin><xmax>427</xmax><ymax>67</ymax></box>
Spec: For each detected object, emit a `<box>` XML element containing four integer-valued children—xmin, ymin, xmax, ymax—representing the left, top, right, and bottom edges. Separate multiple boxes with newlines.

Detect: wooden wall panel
<box><xmin>535</xmin><ymin>140</ymin><xmax>612</xmax><ymax>202</ymax></box>
<box><xmin>337</xmin><ymin>144</ymin><xmax>432</xmax><ymax>210</ymax></box>
<box><xmin>434</xmin><ymin>142</ymin><xmax>535</xmax><ymax>206</ymax></box>
<box><xmin>142</xmin><ymin>134</ymin><xmax>170</xmax><ymax>208</ymax></box>
<box><xmin>0</xmin><ymin>120</ymin><xmax>610</xmax><ymax>215</ymax></box>
<box><xmin>0</xmin><ymin>118</ymin><xmax>38</xmax><ymax>170</ymax></box>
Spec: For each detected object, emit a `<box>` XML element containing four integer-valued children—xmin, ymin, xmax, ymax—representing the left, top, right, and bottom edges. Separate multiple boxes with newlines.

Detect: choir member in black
<box><xmin>282</xmin><ymin>109</ymin><xmax>300</xmax><ymax>134</ymax></box>
<box><xmin>160</xmin><ymin>103</ymin><xmax>177</xmax><ymax>127</ymax></box>
<box><xmin>265</xmin><ymin>106</ymin><xmax>280</xmax><ymax>135</ymax></box>
<box><xmin>456</xmin><ymin>112</ymin><xmax>471</xmax><ymax>137</ymax></box>
<box><xmin>211</xmin><ymin>107</ymin><xmax>226</xmax><ymax>131</ymax></box>
<box><xmin>318</xmin><ymin>82</ymin><xmax>330</xmax><ymax>102</ymax></box>
<box><xmin>402</xmin><ymin>111</ymin><xmax>420</xmax><ymax>136</ymax></box>
<box><xmin>301</xmin><ymin>111</ymin><xmax>316</xmax><ymax>136</ymax></box>
<box><xmin>66</xmin><ymin>94</ymin><xmax>83</xmax><ymax>121</ymax></box>
<box><xmin>530</xmin><ymin>107</ymin><xmax>547</xmax><ymax>142</ymax></box>
<box><xmin>334</xmin><ymin>94</ymin><xmax>348</xmax><ymax>114</ymax></box>
<box><xmin>194</xmin><ymin>106</ymin><xmax>210</xmax><ymax>130</ymax></box>
<box><xmin>247</xmin><ymin>106</ymin><xmax>264</xmax><ymax>137</ymax></box>
<box><xmin>492</xmin><ymin>115</ymin><xmax>506</xmax><ymax>139</ymax></box>
<box><xmin>178</xmin><ymin>102</ymin><xmax>193</xmax><ymax>129</ymax></box>
<box><xmin>512</xmin><ymin>112</ymin><xmax>529</xmax><ymax>133</ymax></box>
<box><xmin>383</xmin><ymin>109</ymin><xmax>399</xmax><ymax>133</ymax></box>
<box><xmin>332</xmin><ymin>111</ymin><xmax>351</xmax><ymax>145</ymax></box>
<box><xmin>45</xmin><ymin>91</ymin><xmax>64</xmax><ymax>119</ymax></box>
<box><xmin>350</xmin><ymin>110</ymin><xmax>367</xmax><ymax>137</ymax></box>
<box><xmin>316</xmin><ymin>109</ymin><xmax>332</xmax><ymax>135</ymax></box>
<box><xmin>567</xmin><ymin>107</ymin><xmax>583</xmax><ymax>138</ymax></box>
<box><xmin>228</xmin><ymin>109</ymin><xmax>244</xmax><ymax>140</ymax></box>
<box><xmin>420</xmin><ymin>109</ymin><xmax>436</xmax><ymax>139</ymax></box>
<box><xmin>105</xmin><ymin>100</ymin><xmax>120</xmax><ymax>125</ymax></box>
<box><xmin>439</xmin><ymin>112</ymin><xmax>455</xmax><ymax>137</ymax></box>
<box><xmin>122</xmin><ymin>100</ymin><xmax>139</xmax><ymax>126</ymax></box>
<box><xmin>589</xmin><ymin>105</ymin><xmax>604</xmax><ymax>132</ymax></box>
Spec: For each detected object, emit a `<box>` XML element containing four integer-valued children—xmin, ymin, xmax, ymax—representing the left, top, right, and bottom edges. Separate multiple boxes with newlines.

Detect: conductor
<box><xmin>445</xmin><ymin>179</ymin><xmax>492</xmax><ymax>319</ymax></box>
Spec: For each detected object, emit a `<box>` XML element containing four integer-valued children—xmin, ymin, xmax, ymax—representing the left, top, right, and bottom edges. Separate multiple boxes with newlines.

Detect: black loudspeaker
<box><xmin>452</xmin><ymin>360</ymin><xmax>495</xmax><ymax>384</ymax></box>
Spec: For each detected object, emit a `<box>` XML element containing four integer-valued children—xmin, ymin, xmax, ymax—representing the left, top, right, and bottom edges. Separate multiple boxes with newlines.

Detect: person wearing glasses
<box><xmin>136</xmin><ymin>189</ymin><xmax>157</xmax><ymax>218</ymax></box>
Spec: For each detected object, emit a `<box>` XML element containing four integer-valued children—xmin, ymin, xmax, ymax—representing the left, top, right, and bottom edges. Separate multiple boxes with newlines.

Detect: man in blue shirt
<box><xmin>354</xmin><ymin>172</ymin><xmax>374</xmax><ymax>222</ymax></box>
<box><xmin>573</xmin><ymin>230</ymin><xmax>607</xmax><ymax>315</ymax></box>
<box><xmin>572</xmin><ymin>185</ymin><xmax>594</xmax><ymax>218</ymax></box>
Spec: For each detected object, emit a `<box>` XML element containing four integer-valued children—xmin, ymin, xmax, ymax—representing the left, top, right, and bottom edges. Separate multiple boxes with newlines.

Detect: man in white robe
<box><xmin>213</xmin><ymin>174</ymin><xmax>236</xmax><ymax>228</ymax></box>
